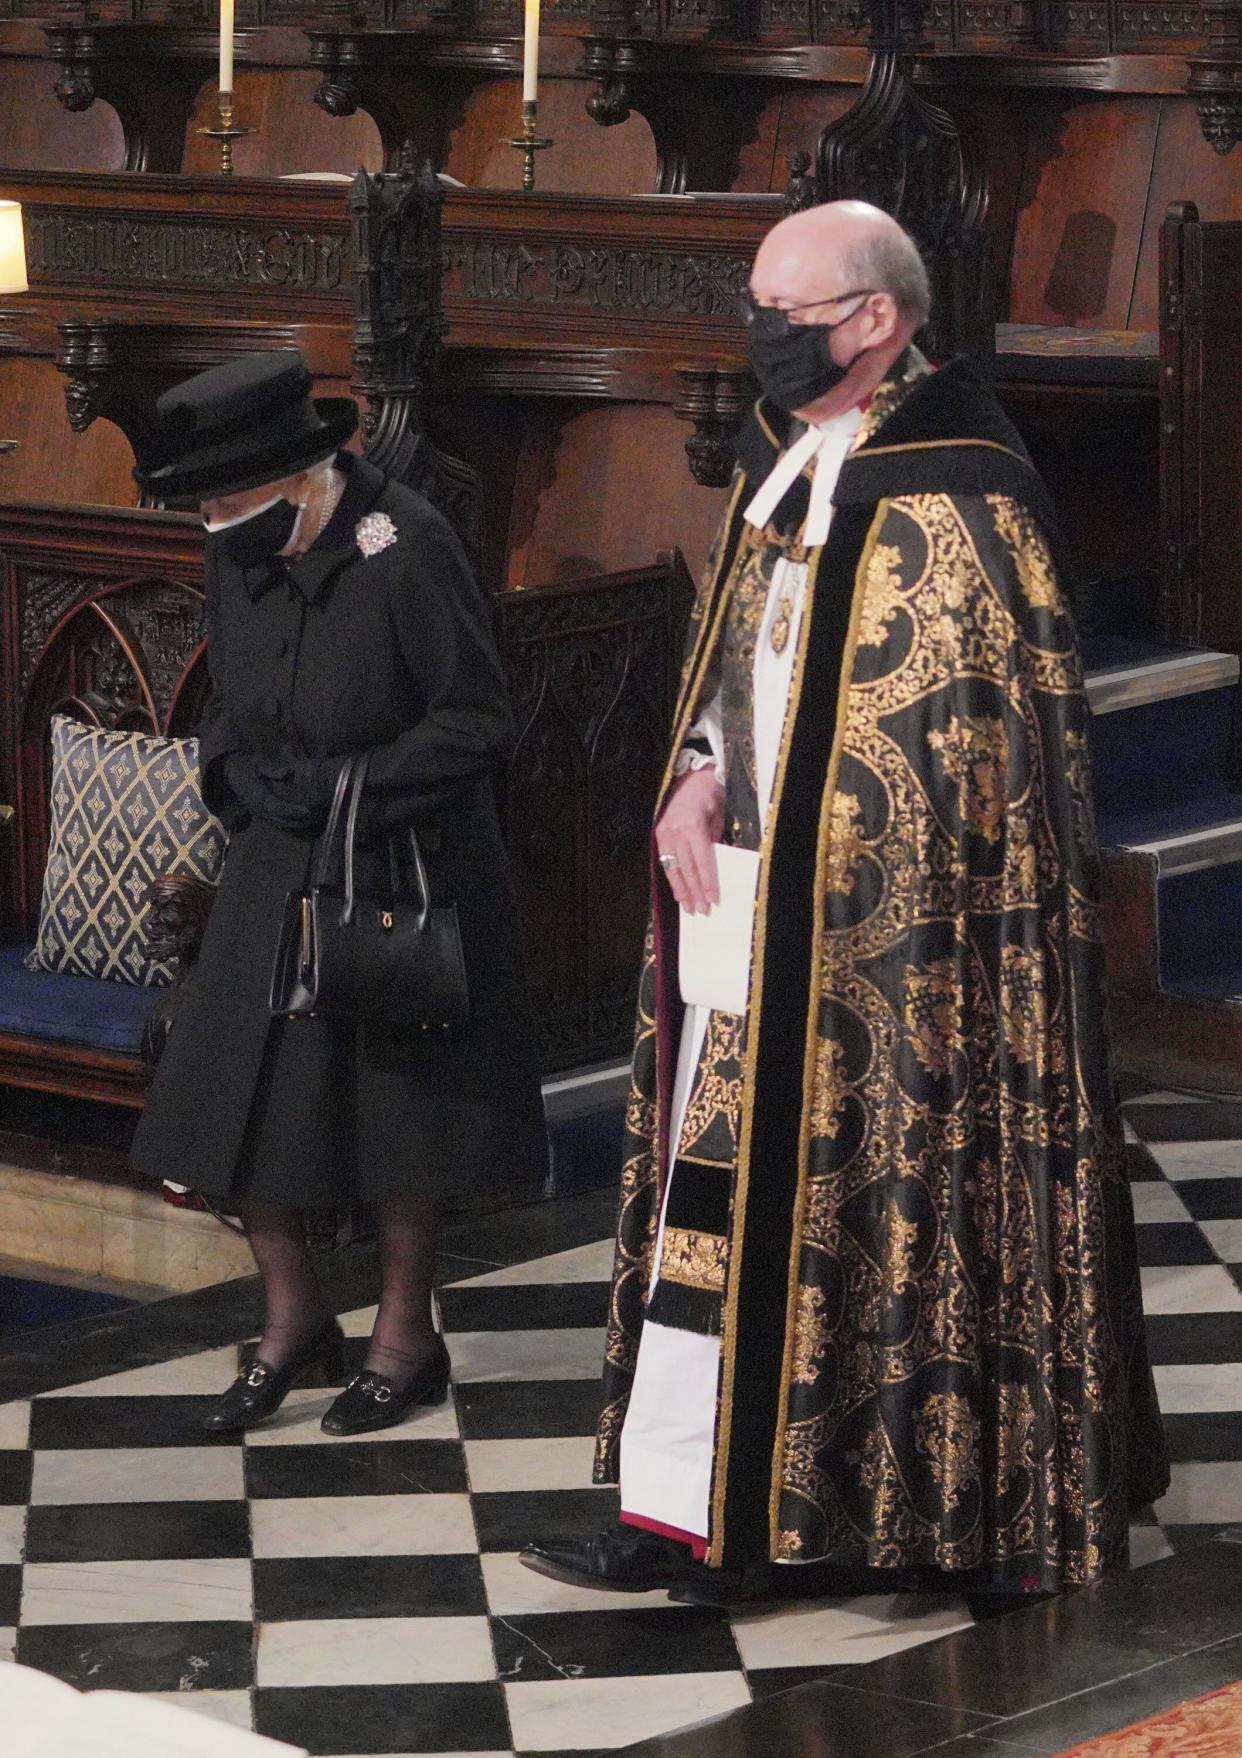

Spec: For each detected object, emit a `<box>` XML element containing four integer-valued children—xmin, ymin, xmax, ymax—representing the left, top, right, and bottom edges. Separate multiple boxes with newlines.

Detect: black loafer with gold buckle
<box><xmin>320</xmin><ymin>1341</ymin><xmax>451</xmax><ymax>1437</ymax></box>
<box><xmin>201</xmin><ymin>1319</ymin><xmax>346</xmax><ymax>1435</ymax></box>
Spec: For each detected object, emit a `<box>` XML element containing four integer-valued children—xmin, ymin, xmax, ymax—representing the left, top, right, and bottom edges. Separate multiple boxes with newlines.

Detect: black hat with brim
<box><xmin>132</xmin><ymin>350</ymin><xmax>360</xmax><ymax>502</ymax></box>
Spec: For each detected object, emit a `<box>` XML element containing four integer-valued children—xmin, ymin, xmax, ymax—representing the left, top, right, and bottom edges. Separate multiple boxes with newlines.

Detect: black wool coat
<box><xmin>131</xmin><ymin>452</ymin><xmax>548</xmax><ymax>1211</ymax></box>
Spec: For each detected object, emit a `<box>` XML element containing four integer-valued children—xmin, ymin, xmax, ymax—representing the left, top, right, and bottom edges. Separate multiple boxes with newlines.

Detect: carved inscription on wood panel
<box><xmin>442</xmin><ymin>240</ymin><xmax>750</xmax><ymax>319</ymax></box>
<box><xmin>1116</xmin><ymin>3</ymin><xmax>1205</xmax><ymax>34</ymax></box>
<box><xmin>25</xmin><ymin>213</ymin><xmax>349</xmax><ymax>296</ymax></box>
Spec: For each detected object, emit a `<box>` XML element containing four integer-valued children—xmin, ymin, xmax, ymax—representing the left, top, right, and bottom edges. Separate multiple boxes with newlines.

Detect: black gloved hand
<box><xmin>223</xmin><ymin>754</ymin><xmax>322</xmax><ymax>834</ymax></box>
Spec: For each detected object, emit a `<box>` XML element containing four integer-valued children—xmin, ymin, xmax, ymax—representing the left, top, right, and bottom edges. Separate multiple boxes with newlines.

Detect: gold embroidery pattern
<box><xmin>599</xmin><ymin>408</ymin><xmax>1168</xmax><ymax>1578</ymax></box>
<box><xmin>904</xmin><ymin>958</ymin><xmax>966</xmax><ymax>1077</ymax></box>
<box><xmin>914</xmin><ymin>1393</ymin><xmax>981</xmax><ymax>1512</ymax></box>
<box><xmin>660</xmin><ymin>1226</ymin><xmax>728</xmax><ymax>1293</ymax></box>
<box><xmin>927</xmin><ymin>714</ymin><xmax>1010</xmax><ymax>844</ymax></box>
<box><xmin>678</xmin><ymin>1010</ymin><xmax>746</xmax><ymax>1161</ymax></box>
<box><xmin>824</xmin><ymin>792</ymin><xmax>869</xmax><ymax>896</ymax></box>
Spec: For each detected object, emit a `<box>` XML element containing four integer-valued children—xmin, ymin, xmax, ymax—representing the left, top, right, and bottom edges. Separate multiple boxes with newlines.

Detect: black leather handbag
<box><xmin>270</xmin><ymin>753</ymin><xmax>470</xmax><ymax>1031</ymax></box>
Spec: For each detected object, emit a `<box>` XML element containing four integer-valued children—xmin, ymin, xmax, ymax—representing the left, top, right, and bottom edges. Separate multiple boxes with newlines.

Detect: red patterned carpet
<box><xmin>1054</xmin><ymin>1680</ymin><xmax>1242</xmax><ymax>1756</ymax></box>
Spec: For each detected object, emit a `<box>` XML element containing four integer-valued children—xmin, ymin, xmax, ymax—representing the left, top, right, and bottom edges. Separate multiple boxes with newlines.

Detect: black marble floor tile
<box><xmin>16</xmin><ymin>1619</ymin><xmax>254</xmax><ymax>1691</ymax></box>
<box><xmin>1162</xmin><ymin>1413</ymin><xmax>1242</xmax><ymax>1462</ymax></box>
<box><xmin>24</xmin><ymin>1499</ymin><xmax>251</xmax><ymax>1564</ymax></box>
<box><xmin>1169</xmin><ymin>1177</ymin><xmax>1242</xmax><ymax>1221</ymax></box>
<box><xmin>618</xmin><ymin>1677</ymin><xmax>996</xmax><ymax>1758</ymax></box>
<box><xmin>434</xmin><ymin>1250</ymin><xmax>507</xmax><ymax>1285</ymax></box>
<box><xmin>746</xmin><ymin>1665</ymin><xmax>846</xmax><ymax>1703</ymax></box>
<box><xmin>456</xmin><ymin>1379</ymin><xmax>603</xmax><ymax>1440</ymax></box>
<box><xmin>1144</xmin><ymin>1312</ymin><xmax>1242</xmax><ymax>1365</ymax></box>
<box><xmin>996</xmin><ymin>1631</ymin><xmax>1242</xmax><ymax>1754</ymax></box>
<box><xmin>1133</xmin><ymin>1222</ymin><xmax>1218</xmax><ymax>1265</ymax></box>
<box><xmin>0</xmin><ymin>1448</ymin><xmax>31</xmax><ymax>1504</ymax></box>
<box><xmin>0</xmin><ymin>1562</ymin><xmax>19</xmax><ymax>1625</ymax></box>
<box><xmin>1161</xmin><ymin>1522</ymin><xmax>1233</xmax><ymax>1551</ymax></box>
<box><xmin>439</xmin><ymin>1190</ymin><xmax>617</xmax><ymax>1270</ymax></box>
<box><xmin>472</xmin><ymin>1487</ymin><xmax>620</xmax><ymax>1554</ymax></box>
<box><xmin>28</xmin><ymin>1395</ymin><xmax>236</xmax><ymax>1449</ymax></box>
<box><xmin>438</xmin><ymin>1282</ymin><xmax>611</xmax><ymax>1333</ymax></box>
<box><xmin>254</xmin><ymin>1681</ymin><xmax>510</xmax><ymax>1754</ymax></box>
<box><xmin>492</xmin><ymin>1607</ymin><xmax>740</xmax><ymax>1682</ymax></box>
<box><xmin>909</xmin><ymin>1741</ymin><xmax>1043</xmax><ymax>1756</ymax></box>
<box><xmin>1123</xmin><ymin>1141</ymin><xmax>1165</xmax><ymax>1181</ymax></box>
<box><xmin>245</xmin><ymin>1439</ymin><xmax>468</xmax><ymax>1499</ymax></box>
<box><xmin>1128</xmin><ymin>1101</ymin><xmax>1242</xmax><ymax>1143</ymax></box>
<box><xmin>841</xmin><ymin>1543</ymin><xmax>1242</xmax><ymax>1718</ymax></box>
<box><xmin>253</xmin><ymin>1552</ymin><xmax>488</xmax><ymax>1621</ymax></box>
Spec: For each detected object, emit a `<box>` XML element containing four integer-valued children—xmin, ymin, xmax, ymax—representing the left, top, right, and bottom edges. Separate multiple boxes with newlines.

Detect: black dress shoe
<box><xmin>202</xmin><ymin>1319</ymin><xmax>346</xmax><ymax>1434</ymax></box>
<box><xmin>320</xmin><ymin>1340</ymin><xmax>451</xmax><ymax>1436</ymax></box>
<box><xmin>519</xmin><ymin>1524</ymin><xmax>705</xmax><ymax>1594</ymax></box>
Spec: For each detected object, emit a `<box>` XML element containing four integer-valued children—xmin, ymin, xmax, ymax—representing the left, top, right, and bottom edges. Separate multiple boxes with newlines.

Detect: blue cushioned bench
<box><xmin>0</xmin><ymin>944</ymin><xmax>153</xmax><ymax>1106</ymax></box>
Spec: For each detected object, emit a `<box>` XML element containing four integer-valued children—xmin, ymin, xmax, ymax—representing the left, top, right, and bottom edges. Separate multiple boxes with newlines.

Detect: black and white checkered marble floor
<box><xmin>2</xmin><ymin>1087</ymin><xmax>1242</xmax><ymax>1756</ymax></box>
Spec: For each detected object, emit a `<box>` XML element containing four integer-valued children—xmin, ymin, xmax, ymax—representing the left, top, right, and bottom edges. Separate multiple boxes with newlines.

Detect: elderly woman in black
<box><xmin>131</xmin><ymin>351</ymin><xmax>546</xmax><ymax>1435</ymax></box>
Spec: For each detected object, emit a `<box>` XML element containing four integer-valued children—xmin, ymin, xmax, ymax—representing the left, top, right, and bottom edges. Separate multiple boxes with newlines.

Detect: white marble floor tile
<box><xmin>317</xmin><ymin>1753</ymin><xmax>510</xmax><ymax>1757</ymax></box>
<box><xmin>448</xmin><ymin>1328</ymin><xmax>604</xmax><ymax>1384</ymax></box>
<box><xmin>0</xmin><ymin>1505</ymin><xmax>25</xmax><ymax>1565</ymax></box>
<box><xmin>244</xmin><ymin>1389</ymin><xmax>459</xmax><ymax>1446</ymax></box>
<box><xmin>30</xmin><ymin>1445</ymin><xmax>245</xmax><ymax>1506</ymax></box>
<box><xmin>1139</xmin><ymin>1263</ymin><xmax>1242</xmax><ymax>1314</ymax></box>
<box><xmin>465</xmin><ymin>1437</ymin><xmax>600</xmax><ymax>1495</ymax></box>
<box><xmin>138</xmin><ymin>1691</ymin><xmax>254</xmax><ymax>1731</ymax></box>
<box><xmin>731</xmin><ymin>1594</ymin><xmax>972</xmax><ymax>1670</ymax></box>
<box><xmin>250</xmin><ymin>1492</ymin><xmax>477</xmax><ymax>1558</ymax></box>
<box><xmin>257</xmin><ymin>1615</ymin><xmax>495</xmax><ymax>1687</ymax></box>
<box><xmin>1152</xmin><ymin>1363</ymin><xmax>1242</xmax><ymax>1413</ymax></box>
<box><xmin>506</xmin><ymin>1671</ymin><xmax>750</xmax><ymax>1751</ymax></box>
<box><xmin>1157</xmin><ymin>1461</ymin><xmax>1242</xmax><ymax>1525</ymax></box>
<box><xmin>52</xmin><ymin>1348</ymin><xmax>241</xmax><ymax>1398</ymax></box>
<box><xmin>1129</xmin><ymin>1525</ymin><xmax>1175</xmax><ymax>1569</ymax></box>
<box><xmin>0</xmin><ymin>1402</ymin><xmax>30</xmax><ymax>1448</ymax></box>
<box><xmin>1125</xmin><ymin>1090</ymin><xmax>1206</xmax><ymax>1106</ymax></box>
<box><xmin>1198</xmin><ymin>1219</ymin><xmax>1242</xmax><ymax>1262</ymax></box>
<box><xmin>1149</xmin><ymin>1143</ymin><xmax>1242</xmax><ymax>1180</ymax></box>
<box><xmin>1130</xmin><ymin>1182</ymin><xmax>1193</xmax><ymax>1224</ymax></box>
<box><xmin>21</xmin><ymin>1558</ymin><xmax>252</xmax><ymax>1626</ymax></box>
<box><xmin>339</xmin><ymin>1305</ymin><xmax>379</xmax><ymax>1338</ymax></box>
<box><xmin>451</xmin><ymin>1240</ymin><xmax>615</xmax><ymax>1288</ymax></box>
<box><xmin>481</xmin><ymin>1553</ymin><xmax>676</xmax><ymax>1617</ymax></box>
<box><xmin>0</xmin><ymin>1628</ymin><xmax>15</xmax><ymax>1663</ymax></box>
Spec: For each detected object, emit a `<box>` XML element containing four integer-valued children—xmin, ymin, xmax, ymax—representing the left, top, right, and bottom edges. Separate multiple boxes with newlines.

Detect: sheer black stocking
<box><xmin>241</xmin><ymin>1200</ymin><xmax>331</xmax><ymax>1371</ymax></box>
<box><xmin>365</xmin><ymin>1189</ymin><xmax>440</xmax><ymax>1390</ymax></box>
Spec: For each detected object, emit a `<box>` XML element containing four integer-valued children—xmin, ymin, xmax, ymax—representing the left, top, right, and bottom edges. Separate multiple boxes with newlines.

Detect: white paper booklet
<box><xmin>678</xmin><ymin>844</ymin><xmax>761</xmax><ymax>1015</ymax></box>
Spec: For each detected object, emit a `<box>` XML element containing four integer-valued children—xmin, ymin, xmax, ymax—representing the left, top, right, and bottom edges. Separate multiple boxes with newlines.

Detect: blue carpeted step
<box><xmin>1084</xmin><ymin>637</ymin><xmax>1239</xmax><ymax>823</ymax></box>
<box><xmin>1104</xmin><ymin>794</ymin><xmax>1242</xmax><ymax>875</ymax></box>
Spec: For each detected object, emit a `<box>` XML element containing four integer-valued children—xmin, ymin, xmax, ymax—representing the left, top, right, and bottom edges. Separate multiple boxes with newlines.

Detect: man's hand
<box><xmin>656</xmin><ymin>766</ymin><xmax>725</xmax><ymax>915</ymax></box>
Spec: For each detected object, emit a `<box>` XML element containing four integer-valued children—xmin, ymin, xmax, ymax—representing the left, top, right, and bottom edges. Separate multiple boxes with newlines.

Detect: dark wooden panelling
<box><xmin>1131</xmin><ymin>96</ymin><xmax>1242</xmax><ymax>330</ymax></box>
<box><xmin>0</xmin><ymin>54</ymin><xmax>125</xmax><ymax>170</ymax></box>
<box><xmin>0</xmin><ymin>356</ymin><xmax>136</xmax><ymax>506</ymax></box>
<box><xmin>1008</xmin><ymin>96</ymin><xmax>1161</xmax><ymax>328</ymax></box>
<box><xmin>516</xmin><ymin>403</ymin><xmax>727</xmax><ymax>588</ymax></box>
<box><xmin>443</xmin><ymin>77</ymin><xmax>658</xmax><ymax>194</ymax></box>
<box><xmin>181</xmin><ymin>66</ymin><xmax>384</xmax><ymax>179</ymax></box>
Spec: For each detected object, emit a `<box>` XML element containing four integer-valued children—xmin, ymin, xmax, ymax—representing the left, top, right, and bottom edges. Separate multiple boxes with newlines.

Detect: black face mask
<box><xmin>747</xmin><ymin>306</ymin><xmax>866</xmax><ymax>414</ymax></box>
<box><xmin>210</xmin><ymin>498</ymin><xmax>299</xmax><ymax>568</ymax></box>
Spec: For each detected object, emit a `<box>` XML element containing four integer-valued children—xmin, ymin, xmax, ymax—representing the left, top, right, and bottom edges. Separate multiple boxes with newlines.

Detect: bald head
<box><xmin>753</xmin><ymin>202</ymin><xmax>930</xmax><ymax>326</ymax></box>
<box><xmin>746</xmin><ymin>201</ymin><xmax>930</xmax><ymax>423</ymax></box>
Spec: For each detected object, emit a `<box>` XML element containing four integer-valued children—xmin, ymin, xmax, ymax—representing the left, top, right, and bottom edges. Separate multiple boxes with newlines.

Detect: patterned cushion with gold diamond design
<box><xmin>26</xmin><ymin>715</ymin><xmax>226</xmax><ymax>988</ymax></box>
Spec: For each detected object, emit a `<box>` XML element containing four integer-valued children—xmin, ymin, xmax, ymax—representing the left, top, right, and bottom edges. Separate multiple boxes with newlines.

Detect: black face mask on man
<box><xmin>745</xmin><ymin>296</ymin><xmax>871</xmax><ymax>414</ymax></box>
<box><xmin>204</xmin><ymin>495</ymin><xmax>299</xmax><ymax>568</ymax></box>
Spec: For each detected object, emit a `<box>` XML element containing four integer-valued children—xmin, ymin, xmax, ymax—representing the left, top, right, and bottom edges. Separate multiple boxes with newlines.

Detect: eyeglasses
<box><xmin>735</xmin><ymin>287</ymin><xmax>877</xmax><ymax>335</ymax></box>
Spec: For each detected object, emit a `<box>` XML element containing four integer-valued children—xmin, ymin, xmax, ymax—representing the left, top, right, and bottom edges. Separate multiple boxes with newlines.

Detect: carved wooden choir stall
<box><xmin>6</xmin><ymin>0</ymin><xmax>1242</xmax><ymax>1183</ymax></box>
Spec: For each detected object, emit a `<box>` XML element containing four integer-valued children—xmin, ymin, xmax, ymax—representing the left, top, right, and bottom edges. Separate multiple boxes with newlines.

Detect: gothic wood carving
<box><xmin>1189</xmin><ymin>1</ymin><xmax>1242</xmax><ymax>153</ymax></box>
<box><xmin>349</xmin><ymin>152</ymin><xmax>486</xmax><ymax>570</ymax></box>
<box><xmin>674</xmin><ymin>364</ymin><xmax>754</xmax><ymax>486</ymax></box>
<box><xmin>788</xmin><ymin>0</ymin><xmax>993</xmax><ymax>360</ymax></box>
<box><xmin>494</xmin><ymin>553</ymin><xmax>694</xmax><ymax>1069</ymax></box>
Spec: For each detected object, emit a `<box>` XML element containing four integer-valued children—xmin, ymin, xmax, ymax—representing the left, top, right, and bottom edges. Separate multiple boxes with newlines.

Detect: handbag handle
<box><xmin>339</xmin><ymin>750</ymin><xmax>433</xmax><ymax>933</ymax></box>
<box><xmin>311</xmin><ymin>759</ymin><xmax>357</xmax><ymax>892</ymax></box>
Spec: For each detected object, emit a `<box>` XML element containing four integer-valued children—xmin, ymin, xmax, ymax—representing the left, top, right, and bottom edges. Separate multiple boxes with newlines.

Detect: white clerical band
<box><xmin>742</xmin><ymin>408</ymin><xmax>864</xmax><ymax>549</ymax></box>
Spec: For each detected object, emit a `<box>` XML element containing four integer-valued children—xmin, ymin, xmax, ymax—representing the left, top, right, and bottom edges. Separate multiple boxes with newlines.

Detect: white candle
<box><xmin>219</xmin><ymin>0</ymin><xmax>234</xmax><ymax>94</ymax></box>
<box><xmin>522</xmin><ymin>0</ymin><xmax>539</xmax><ymax>104</ymax></box>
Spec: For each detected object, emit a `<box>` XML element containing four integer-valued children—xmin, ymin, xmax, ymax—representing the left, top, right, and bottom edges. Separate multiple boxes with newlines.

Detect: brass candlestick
<box><xmin>504</xmin><ymin>99</ymin><xmax>553</xmax><ymax>194</ymax></box>
<box><xmin>199</xmin><ymin>89</ymin><xmax>253</xmax><ymax>177</ymax></box>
